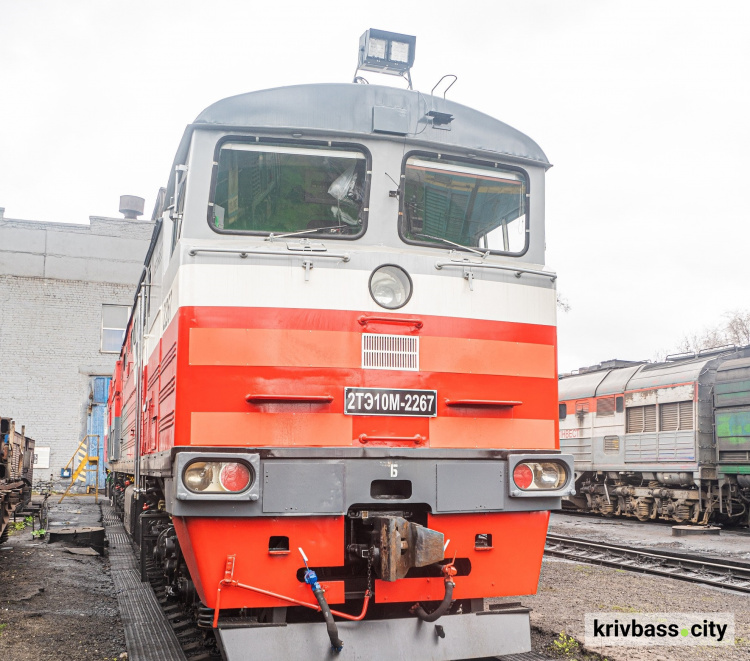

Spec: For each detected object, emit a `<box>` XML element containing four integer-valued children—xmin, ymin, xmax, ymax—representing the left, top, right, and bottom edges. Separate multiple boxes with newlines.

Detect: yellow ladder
<box><xmin>59</xmin><ymin>435</ymin><xmax>100</xmax><ymax>503</ymax></box>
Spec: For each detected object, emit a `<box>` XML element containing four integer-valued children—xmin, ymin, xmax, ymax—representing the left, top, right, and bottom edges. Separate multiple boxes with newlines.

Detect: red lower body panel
<box><xmin>173</xmin><ymin>515</ymin><xmax>346</xmax><ymax>609</ymax></box>
<box><xmin>376</xmin><ymin>511</ymin><xmax>549</xmax><ymax>602</ymax></box>
<box><xmin>173</xmin><ymin>511</ymin><xmax>549</xmax><ymax>609</ymax></box>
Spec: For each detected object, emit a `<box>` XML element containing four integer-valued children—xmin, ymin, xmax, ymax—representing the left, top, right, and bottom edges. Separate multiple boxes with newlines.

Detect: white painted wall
<box><xmin>0</xmin><ymin>215</ymin><xmax>154</xmax><ymax>485</ymax></box>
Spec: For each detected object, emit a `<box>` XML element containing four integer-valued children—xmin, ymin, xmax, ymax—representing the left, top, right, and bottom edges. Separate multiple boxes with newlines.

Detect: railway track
<box><xmin>544</xmin><ymin>533</ymin><xmax>750</xmax><ymax>594</ymax></box>
<box><xmin>553</xmin><ymin>509</ymin><xmax>750</xmax><ymax>537</ymax></box>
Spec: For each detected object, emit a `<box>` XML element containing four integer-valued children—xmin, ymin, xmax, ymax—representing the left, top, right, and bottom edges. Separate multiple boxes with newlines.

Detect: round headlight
<box><xmin>369</xmin><ymin>265</ymin><xmax>412</xmax><ymax>309</ymax></box>
<box><xmin>184</xmin><ymin>462</ymin><xmax>214</xmax><ymax>492</ymax></box>
<box><xmin>536</xmin><ymin>462</ymin><xmax>566</xmax><ymax>489</ymax></box>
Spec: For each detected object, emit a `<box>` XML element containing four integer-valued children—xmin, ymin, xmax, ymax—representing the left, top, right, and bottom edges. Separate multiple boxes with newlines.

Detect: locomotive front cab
<box><xmin>114</xmin><ymin>83</ymin><xmax>572</xmax><ymax>660</ymax></box>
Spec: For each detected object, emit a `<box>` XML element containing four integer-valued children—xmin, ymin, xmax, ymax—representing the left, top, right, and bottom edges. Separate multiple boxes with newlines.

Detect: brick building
<box><xmin>0</xmin><ymin>207</ymin><xmax>154</xmax><ymax>484</ymax></box>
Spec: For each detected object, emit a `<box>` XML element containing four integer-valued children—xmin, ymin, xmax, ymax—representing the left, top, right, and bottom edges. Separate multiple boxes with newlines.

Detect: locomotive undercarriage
<box><xmin>572</xmin><ymin>472</ymin><xmax>750</xmax><ymax>526</ymax></box>
<box><xmin>108</xmin><ymin>472</ymin><xmax>496</xmax><ymax>660</ymax></box>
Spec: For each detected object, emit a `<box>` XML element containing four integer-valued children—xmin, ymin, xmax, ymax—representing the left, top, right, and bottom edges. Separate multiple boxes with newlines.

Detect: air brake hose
<box><xmin>300</xmin><ymin>548</ymin><xmax>343</xmax><ymax>653</ymax></box>
<box><xmin>312</xmin><ymin>584</ymin><xmax>344</xmax><ymax>653</ymax></box>
<box><xmin>411</xmin><ymin>580</ymin><xmax>455</xmax><ymax>622</ymax></box>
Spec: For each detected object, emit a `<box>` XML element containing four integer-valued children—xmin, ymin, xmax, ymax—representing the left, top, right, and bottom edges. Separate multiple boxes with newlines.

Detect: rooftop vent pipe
<box><xmin>119</xmin><ymin>195</ymin><xmax>145</xmax><ymax>220</ymax></box>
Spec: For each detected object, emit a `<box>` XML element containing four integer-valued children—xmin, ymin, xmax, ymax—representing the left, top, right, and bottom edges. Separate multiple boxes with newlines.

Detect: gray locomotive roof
<box><xmin>192</xmin><ymin>83</ymin><xmax>550</xmax><ymax>167</ymax></box>
<box><xmin>559</xmin><ymin>358</ymin><xmax>715</xmax><ymax>400</ymax></box>
<box><xmin>626</xmin><ymin>358</ymin><xmax>713</xmax><ymax>390</ymax></box>
<box><xmin>559</xmin><ymin>346</ymin><xmax>750</xmax><ymax>401</ymax></box>
<box><xmin>559</xmin><ymin>371</ymin><xmax>610</xmax><ymax>400</ymax></box>
<box><xmin>717</xmin><ymin>356</ymin><xmax>750</xmax><ymax>372</ymax></box>
<box><xmin>595</xmin><ymin>365</ymin><xmax>644</xmax><ymax>396</ymax></box>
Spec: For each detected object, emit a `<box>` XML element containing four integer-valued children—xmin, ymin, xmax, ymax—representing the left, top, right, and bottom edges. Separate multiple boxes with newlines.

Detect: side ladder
<box><xmin>59</xmin><ymin>434</ymin><xmax>100</xmax><ymax>503</ymax></box>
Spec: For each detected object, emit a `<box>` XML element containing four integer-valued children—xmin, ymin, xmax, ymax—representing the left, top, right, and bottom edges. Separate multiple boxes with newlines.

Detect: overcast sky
<box><xmin>1</xmin><ymin>1</ymin><xmax>748</xmax><ymax>372</ymax></box>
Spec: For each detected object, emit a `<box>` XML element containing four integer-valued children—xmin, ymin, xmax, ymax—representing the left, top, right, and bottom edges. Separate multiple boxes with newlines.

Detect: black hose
<box><xmin>412</xmin><ymin>581</ymin><xmax>455</xmax><ymax>622</ymax></box>
<box><xmin>313</xmin><ymin>588</ymin><xmax>344</xmax><ymax>653</ymax></box>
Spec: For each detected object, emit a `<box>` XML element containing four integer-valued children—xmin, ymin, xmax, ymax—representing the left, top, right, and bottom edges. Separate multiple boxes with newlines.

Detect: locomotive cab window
<box><xmin>210</xmin><ymin>143</ymin><xmax>367</xmax><ymax>238</ymax></box>
<box><xmin>401</xmin><ymin>155</ymin><xmax>528</xmax><ymax>254</ymax></box>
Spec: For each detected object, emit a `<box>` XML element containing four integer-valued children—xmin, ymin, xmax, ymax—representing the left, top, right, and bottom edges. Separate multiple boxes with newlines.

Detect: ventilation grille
<box><xmin>626</xmin><ymin>405</ymin><xmax>656</xmax><ymax>433</ymax></box>
<box><xmin>362</xmin><ymin>334</ymin><xmax>419</xmax><ymax>371</ymax></box>
<box><xmin>720</xmin><ymin>451</ymin><xmax>750</xmax><ymax>462</ymax></box>
<box><xmin>604</xmin><ymin>435</ymin><xmax>620</xmax><ymax>453</ymax></box>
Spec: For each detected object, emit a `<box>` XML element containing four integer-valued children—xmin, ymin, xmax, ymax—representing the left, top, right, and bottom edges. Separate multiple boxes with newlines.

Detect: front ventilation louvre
<box><xmin>362</xmin><ymin>333</ymin><xmax>419</xmax><ymax>371</ymax></box>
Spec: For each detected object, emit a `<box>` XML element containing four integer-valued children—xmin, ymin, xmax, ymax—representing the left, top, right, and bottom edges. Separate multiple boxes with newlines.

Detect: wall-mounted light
<box><xmin>354</xmin><ymin>29</ymin><xmax>416</xmax><ymax>89</ymax></box>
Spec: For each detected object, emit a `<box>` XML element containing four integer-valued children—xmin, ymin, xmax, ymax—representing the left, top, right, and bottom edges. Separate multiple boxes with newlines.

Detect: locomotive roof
<box><xmin>192</xmin><ymin>83</ymin><xmax>550</xmax><ymax>167</ymax></box>
<box><xmin>559</xmin><ymin>355</ymin><xmax>724</xmax><ymax>400</ymax></box>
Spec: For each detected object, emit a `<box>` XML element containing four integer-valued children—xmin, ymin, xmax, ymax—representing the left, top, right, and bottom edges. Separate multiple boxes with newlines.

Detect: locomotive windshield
<box><xmin>211</xmin><ymin>143</ymin><xmax>367</xmax><ymax>237</ymax></box>
<box><xmin>401</xmin><ymin>157</ymin><xmax>527</xmax><ymax>254</ymax></box>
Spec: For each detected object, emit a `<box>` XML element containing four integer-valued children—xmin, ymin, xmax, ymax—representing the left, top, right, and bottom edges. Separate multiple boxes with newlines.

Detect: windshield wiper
<box><xmin>415</xmin><ymin>233</ymin><xmax>489</xmax><ymax>258</ymax></box>
<box><xmin>265</xmin><ymin>225</ymin><xmax>351</xmax><ymax>241</ymax></box>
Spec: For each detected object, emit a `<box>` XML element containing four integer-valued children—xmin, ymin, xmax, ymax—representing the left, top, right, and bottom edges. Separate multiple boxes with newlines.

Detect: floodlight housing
<box><xmin>357</xmin><ymin>29</ymin><xmax>416</xmax><ymax>80</ymax></box>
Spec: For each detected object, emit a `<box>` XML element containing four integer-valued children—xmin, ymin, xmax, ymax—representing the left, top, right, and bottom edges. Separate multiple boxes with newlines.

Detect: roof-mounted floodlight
<box><xmin>354</xmin><ymin>29</ymin><xmax>417</xmax><ymax>89</ymax></box>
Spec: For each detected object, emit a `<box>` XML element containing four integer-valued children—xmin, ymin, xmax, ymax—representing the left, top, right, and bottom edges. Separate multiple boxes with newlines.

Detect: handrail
<box><xmin>59</xmin><ymin>434</ymin><xmax>101</xmax><ymax>504</ymax></box>
<box><xmin>358</xmin><ymin>315</ymin><xmax>423</xmax><ymax>329</ymax></box>
<box><xmin>359</xmin><ymin>434</ymin><xmax>425</xmax><ymax>445</ymax></box>
<box><xmin>445</xmin><ymin>399</ymin><xmax>522</xmax><ymax>408</ymax></box>
<box><xmin>246</xmin><ymin>394</ymin><xmax>334</xmax><ymax>404</ymax></box>
<box><xmin>435</xmin><ymin>260</ymin><xmax>556</xmax><ymax>282</ymax></box>
<box><xmin>188</xmin><ymin>247</ymin><xmax>350</xmax><ymax>262</ymax></box>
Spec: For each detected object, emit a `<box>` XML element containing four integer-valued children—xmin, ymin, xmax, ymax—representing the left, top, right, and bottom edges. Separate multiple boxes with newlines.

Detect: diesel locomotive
<box><xmin>105</xmin><ymin>31</ymin><xmax>572</xmax><ymax>660</ymax></box>
<box><xmin>559</xmin><ymin>346</ymin><xmax>750</xmax><ymax>525</ymax></box>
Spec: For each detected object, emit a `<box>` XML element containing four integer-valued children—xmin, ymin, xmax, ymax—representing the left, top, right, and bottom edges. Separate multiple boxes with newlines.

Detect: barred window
<box><xmin>626</xmin><ymin>405</ymin><xmax>657</xmax><ymax>433</ymax></box>
<box><xmin>660</xmin><ymin>401</ymin><xmax>694</xmax><ymax>431</ymax></box>
<box><xmin>596</xmin><ymin>397</ymin><xmax>616</xmax><ymax>417</ymax></box>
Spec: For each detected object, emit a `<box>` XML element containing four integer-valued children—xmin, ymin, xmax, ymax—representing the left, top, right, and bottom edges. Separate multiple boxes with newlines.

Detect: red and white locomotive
<box><xmin>106</xmin><ymin>31</ymin><xmax>572</xmax><ymax>660</ymax></box>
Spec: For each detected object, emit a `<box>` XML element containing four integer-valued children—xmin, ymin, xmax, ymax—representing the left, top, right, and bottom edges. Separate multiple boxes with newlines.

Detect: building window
<box><xmin>660</xmin><ymin>401</ymin><xmax>694</xmax><ymax>431</ymax></box>
<box><xmin>101</xmin><ymin>305</ymin><xmax>130</xmax><ymax>353</ymax></box>
<box><xmin>626</xmin><ymin>405</ymin><xmax>657</xmax><ymax>433</ymax></box>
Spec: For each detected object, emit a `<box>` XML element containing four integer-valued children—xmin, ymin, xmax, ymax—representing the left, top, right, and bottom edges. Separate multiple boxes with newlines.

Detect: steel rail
<box><xmin>544</xmin><ymin>533</ymin><xmax>750</xmax><ymax>594</ymax></box>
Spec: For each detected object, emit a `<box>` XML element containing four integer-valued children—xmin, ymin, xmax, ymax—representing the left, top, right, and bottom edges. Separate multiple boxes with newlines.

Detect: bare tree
<box><xmin>723</xmin><ymin>309</ymin><xmax>750</xmax><ymax>346</ymax></box>
<box><xmin>556</xmin><ymin>292</ymin><xmax>571</xmax><ymax>313</ymax></box>
<box><xmin>674</xmin><ymin>309</ymin><xmax>750</xmax><ymax>354</ymax></box>
<box><xmin>652</xmin><ymin>347</ymin><xmax>670</xmax><ymax>363</ymax></box>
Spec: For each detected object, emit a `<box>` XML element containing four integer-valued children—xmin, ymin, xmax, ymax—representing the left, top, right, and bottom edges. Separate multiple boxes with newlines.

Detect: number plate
<box><xmin>344</xmin><ymin>387</ymin><xmax>437</xmax><ymax>417</ymax></box>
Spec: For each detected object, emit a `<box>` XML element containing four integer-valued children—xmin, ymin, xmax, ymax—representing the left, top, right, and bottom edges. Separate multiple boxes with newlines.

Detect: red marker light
<box><xmin>219</xmin><ymin>463</ymin><xmax>251</xmax><ymax>492</ymax></box>
<box><xmin>513</xmin><ymin>463</ymin><xmax>534</xmax><ymax>489</ymax></box>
